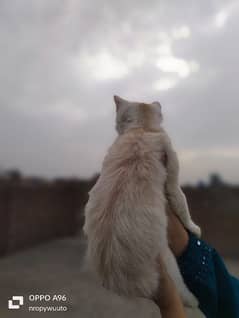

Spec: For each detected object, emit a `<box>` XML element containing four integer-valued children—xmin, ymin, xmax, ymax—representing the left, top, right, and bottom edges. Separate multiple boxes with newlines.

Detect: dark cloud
<box><xmin>0</xmin><ymin>0</ymin><xmax>238</xmax><ymax>183</ymax></box>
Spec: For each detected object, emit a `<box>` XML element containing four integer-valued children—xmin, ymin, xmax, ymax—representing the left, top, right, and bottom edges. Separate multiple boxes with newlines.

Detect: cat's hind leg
<box><xmin>185</xmin><ymin>307</ymin><xmax>206</xmax><ymax>318</ymax></box>
<box><xmin>163</xmin><ymin>247</ymin><xmax>198</xmax><ymax>308</ymax></box>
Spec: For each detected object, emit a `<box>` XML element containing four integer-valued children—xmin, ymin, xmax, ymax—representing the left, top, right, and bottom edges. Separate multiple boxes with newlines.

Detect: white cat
<box><xmin>83</xmin><ymin>96</ymin><xmax>201</xmax><ymax>309</ymax></box>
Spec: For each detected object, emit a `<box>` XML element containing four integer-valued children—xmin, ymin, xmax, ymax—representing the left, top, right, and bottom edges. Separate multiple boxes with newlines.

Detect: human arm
<box><xmin>167</xmin><ymin>206</ymin><xmax>239</xmax><ymax>318</ymax></box>
<box><xmin>167</xmin><ymin>205</ymin><xmax>189</xmax><ymax>257</ymax></box>
<box><xmin>153</xmin><ymin>255</ymin><xmax>187</xmax><ymax>318</ymax></box>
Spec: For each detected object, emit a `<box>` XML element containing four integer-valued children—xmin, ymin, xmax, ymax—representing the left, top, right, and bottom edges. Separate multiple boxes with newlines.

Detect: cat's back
<box><xmin>84</xmin><ymin>128</ymin><xmax>168</xmax><ymax>296</ymax></box>
<box><xmin>85</xmin><ymin>128</ymin><xmax>167</xmax><ymax>231</ymax></box>
<box><xmin>103</xmin><ymin>128</ymin><xmax>167</xmax><ymax>177</ymax></box>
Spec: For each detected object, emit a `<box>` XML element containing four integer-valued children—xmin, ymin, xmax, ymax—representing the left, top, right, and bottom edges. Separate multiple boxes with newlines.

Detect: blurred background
<box><xmin>0</xmin><ymin>0</ymin><xmax>238</xmax><ymax>316</ymax></box>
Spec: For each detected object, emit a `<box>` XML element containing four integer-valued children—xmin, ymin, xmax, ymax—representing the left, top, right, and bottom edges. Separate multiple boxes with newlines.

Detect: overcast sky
<box><xmin>0</xmin><ymin>0</ymin><xmax>239</xmax><ymax>184</ymax></box>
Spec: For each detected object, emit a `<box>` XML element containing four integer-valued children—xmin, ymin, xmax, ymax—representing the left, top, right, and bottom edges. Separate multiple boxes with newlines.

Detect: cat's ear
<box><xmin>114</xmin><ymin>95</ymin><xmax>126</xmax><ymax>112</ymax></box>
<box><xmin>152</xmin><ymin>101</ymin><xmax>161</xmax><ymax>109</ymax></box>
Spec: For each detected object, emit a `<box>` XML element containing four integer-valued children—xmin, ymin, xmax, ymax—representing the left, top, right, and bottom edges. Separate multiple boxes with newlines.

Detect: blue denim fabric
<box><xmin>177</xmin><ymin>232</ymin><xmax>239</xmax><ymax>318</ymax></box>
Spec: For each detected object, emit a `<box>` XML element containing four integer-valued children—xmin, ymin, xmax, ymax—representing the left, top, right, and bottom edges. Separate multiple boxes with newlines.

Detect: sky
<box><xmin>0</xmin><ymin>0</ymin><xmax>239</xmax><ymax>184</ymax></box>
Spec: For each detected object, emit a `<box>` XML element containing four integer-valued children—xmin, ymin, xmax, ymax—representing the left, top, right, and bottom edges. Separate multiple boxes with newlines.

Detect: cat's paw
<box><xmin>187</xmin><ymin>221</ymin><xmax>201</xmax><ymax>238</ymax></box>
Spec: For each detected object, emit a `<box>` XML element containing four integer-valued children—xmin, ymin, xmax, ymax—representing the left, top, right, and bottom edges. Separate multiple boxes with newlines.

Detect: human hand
<box><xmin>166</xmin><ymin>203</ymin><xmax>189</xmax><ymax>257</ymax></box>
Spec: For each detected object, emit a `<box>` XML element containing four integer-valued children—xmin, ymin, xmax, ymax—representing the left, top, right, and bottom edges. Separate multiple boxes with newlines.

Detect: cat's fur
<box><xmin>83</xmin><ymin>96</ymin><xmax>201</xmax><ymax>308</ymax></box>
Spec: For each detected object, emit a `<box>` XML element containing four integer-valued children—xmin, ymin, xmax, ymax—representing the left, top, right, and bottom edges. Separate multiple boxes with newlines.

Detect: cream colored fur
<box><xmin>83</xmin><ymin>96</ymin><xmax>202</xmax><ymax>311</ymax></box>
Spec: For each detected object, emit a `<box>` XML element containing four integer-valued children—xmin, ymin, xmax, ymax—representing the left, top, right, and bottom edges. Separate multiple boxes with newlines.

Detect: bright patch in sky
<box><xmin>172</xmin><ymin>26</ymin><xmax>191</xmax><ymax>39</ymax></box>
<box><xmin>78</xmin><ymin>50</ymin><xmax>129</xmax><ymax>81</ymax></box>
<box><xmin>157</xmin><ymin>44</ymin><xmax>172</xmax><ymax>55</ymax></box>
<box><xmin>214</xmin><ymin>10</ymin><xmax>229</xmax><ymax>28</ymax></box>
<box><xmin>156</xmin><ymin>56</ymin><xmax>199</xmax><ymax>78</ymax></box>
<box><xmin>153</xmin><ymin>78</ymin><xmax>177</xmax><ymax>91</ymax></box>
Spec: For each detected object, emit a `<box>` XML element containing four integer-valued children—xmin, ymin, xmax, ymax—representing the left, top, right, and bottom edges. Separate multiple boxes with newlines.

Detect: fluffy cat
<box><xmin>83</xmin><ymin>96</ymin><xmax>201</xmax><ymax>309</ymax></box>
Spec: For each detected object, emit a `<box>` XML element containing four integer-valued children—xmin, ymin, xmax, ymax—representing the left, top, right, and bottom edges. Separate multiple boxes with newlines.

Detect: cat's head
<box><xmin>114</xmin><ymin>95</ymin><xmax>163</xmax><ymax>134</ymax></box>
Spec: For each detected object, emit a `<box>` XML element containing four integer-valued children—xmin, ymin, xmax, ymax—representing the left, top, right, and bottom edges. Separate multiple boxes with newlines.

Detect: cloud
<box><xmin>153</xmin><ymin>78</ymin><xmax>178</xmax><ymax>91</ymax></box>
<box><xmin>156</xmin><ymin>56</ymin><xmax>199</xmax><ymax>78</ymax></box>
<box><xmin>0</xmin><ymin>0</ymin><xmax>239</xmax><ymax>183</ymax></box>
<box><xmin>172</xmin><ymin>26</ymin><xmax>191</xmax><ymax>39</ymax></box>
<box><xmin>74</xmin><ymin>50</ymin><xmax>129</xmax><ymax>81</ymax></box>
